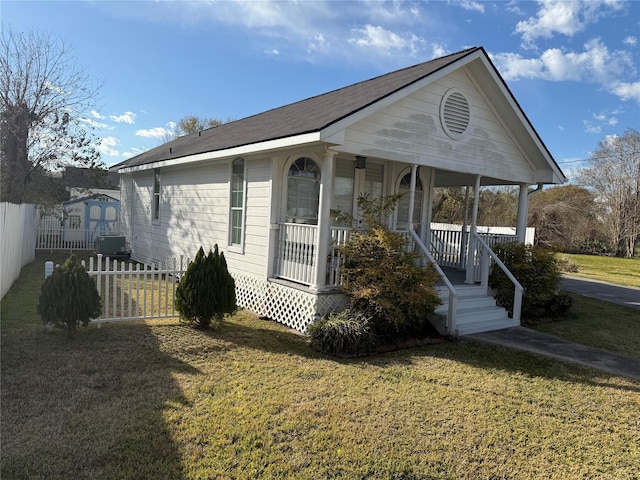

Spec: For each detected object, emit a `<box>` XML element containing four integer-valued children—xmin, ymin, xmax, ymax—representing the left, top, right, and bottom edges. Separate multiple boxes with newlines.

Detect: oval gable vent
<box><xmin>441</xmin><ymin>89</ymin><xmax>470</xmax><ymax>138</ymax></box>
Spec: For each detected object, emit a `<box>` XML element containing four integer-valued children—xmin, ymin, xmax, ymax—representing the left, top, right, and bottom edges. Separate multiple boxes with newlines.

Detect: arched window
<box><xmin>397</xmin><ymin>172</ymin><xmax>423</xmax><ymax>231</ymax></box>
<box><xmin>287</xmin><ymin>157</ymin><xmax>320</xmax><ymax>224</ymax></box>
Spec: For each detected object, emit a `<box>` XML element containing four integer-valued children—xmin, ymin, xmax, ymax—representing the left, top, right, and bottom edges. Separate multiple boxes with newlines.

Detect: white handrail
<box><xmin>472</xmin><ymin>231</ymin><xmax>523</xmax><ymax>322</ymax></box>
<box><xmin>409</xmin><ymin>229</ymin><xmax>458</xmax><ymax>336</ymax></box>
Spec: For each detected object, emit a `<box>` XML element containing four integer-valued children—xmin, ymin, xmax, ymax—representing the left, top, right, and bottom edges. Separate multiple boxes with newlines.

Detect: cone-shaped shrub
<box><xmin>175</xmin><ymin>245</ymin><xmax>237</xmax><ymax>329</ymax></box>
<box><xmin>38</xmin><ymin>254</ymin><xmax>101</xmax><ymax>339</ymax></box>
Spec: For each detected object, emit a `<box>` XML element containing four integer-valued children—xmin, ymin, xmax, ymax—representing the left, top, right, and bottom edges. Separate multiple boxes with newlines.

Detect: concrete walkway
<box><xmin>559</xmin><ymin>276</ymin><xmax>640</xmax><ymax>310</ymax></box>
<box><xmin>465</xmin><ymin>327</ymin><xmax>640</xmax><ymax>381</ymax></box>
<box><xmin>463</xmin><ymin>277</ymin><xmax>640</xmax><ymax>381</ymax></box>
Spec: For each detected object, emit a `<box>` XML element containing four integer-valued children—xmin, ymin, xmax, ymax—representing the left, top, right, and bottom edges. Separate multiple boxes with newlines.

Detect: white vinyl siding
<box><xmin>121</xmin><ymin>157</ymin><xmax>272</xmax><ymax>278</ymax></box>
<box><xmin>341</xmin><ymin>69</ymin><xmax>537</xmax><ymax>184</ymax></box>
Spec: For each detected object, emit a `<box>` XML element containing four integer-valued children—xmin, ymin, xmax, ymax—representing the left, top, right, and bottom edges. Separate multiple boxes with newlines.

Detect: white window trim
<box><xmin>152</xmin><ymin>168</ymin><xmax>161</xmax><ymax>225</ymax></box>
<box><xmin>228</xmin><ymin>158</ymin><xmax>247</xmax><ymax>253</ymax></box>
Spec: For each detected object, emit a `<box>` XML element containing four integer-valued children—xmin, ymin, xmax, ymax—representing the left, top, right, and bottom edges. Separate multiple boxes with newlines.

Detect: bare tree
<box><xmin>528</xmin><ymin>185</ymin><xmax>605</xmax><ymax>252</ymax></box>
<box><xmin>0</xmin><ymin>27</ymin><xmax>102</xmax><ymax>204</ymax></box>
<box><xmin>578</xmin><ymin>128</ymin><xmax>640</xmax><ymax>257</ymax></box>
<box><xmin>177</xmin><ymin>115</ymin><xmax>223</xmax><ymax>135</ymax></box>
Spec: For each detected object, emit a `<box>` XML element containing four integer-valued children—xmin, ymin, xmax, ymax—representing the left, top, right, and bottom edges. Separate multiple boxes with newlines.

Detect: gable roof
<box><xmin>111</xmin><ymin>47</ymin><xmax>482</xmax><ymax>171</ymax></box>
<box><xmin>63</xmin><ymin>193</ymin><xmax>119</xmax><ymax>206</ymax></box>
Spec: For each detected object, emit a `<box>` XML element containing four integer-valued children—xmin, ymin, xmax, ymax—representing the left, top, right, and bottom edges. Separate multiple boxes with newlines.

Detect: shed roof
<box><xmin>112</xmin><ymin>47</ymin><xmax>484</xmax><ymax>171</ymax></box>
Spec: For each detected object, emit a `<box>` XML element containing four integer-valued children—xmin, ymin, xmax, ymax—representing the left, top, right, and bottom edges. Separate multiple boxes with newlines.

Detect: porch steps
<box><xmin>433</xmin><ymin>285</ymin><xmax>518</xmax><ymax>337</ymax></box>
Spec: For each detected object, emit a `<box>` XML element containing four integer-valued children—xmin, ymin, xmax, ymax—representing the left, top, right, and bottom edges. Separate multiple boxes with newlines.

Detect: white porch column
<box><xmin>465</xmin><ymin>175</ymin><xmax>481</xmax><ymax>284</ymax></box>
<box><xmin>311</xmin><ymin>150</ymin><xmax>336</xmax><ymax>292</ymax></box>
<box><xmin>516</xmin><ymin>183</ymin><xmax>529</xmax><ymax>243</ymax></box>
<box><xmin>407</xmin><ymin>164</ymin><xmax>418</xmax><ymax>230</ymax></box>
<box><xmin>423</xmin><ymin>167</ymin><xmax>435</xmax><ymax>242</ymax></box>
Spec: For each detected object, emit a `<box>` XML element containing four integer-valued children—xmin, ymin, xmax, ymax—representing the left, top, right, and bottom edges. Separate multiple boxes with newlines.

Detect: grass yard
<box><xmin>1</xmin><ymin>253</ymin><xmax>639</xmax><ymax>479</ymax></box>
<box><xmin>558</xmin><ymin>253</ymin><xmax>640</xmax><ymax>288</ymax></box>
<box><xmin>533</xmin><ymin>293</ymin><xmax>640</xmax><ymax>359</ymax></box>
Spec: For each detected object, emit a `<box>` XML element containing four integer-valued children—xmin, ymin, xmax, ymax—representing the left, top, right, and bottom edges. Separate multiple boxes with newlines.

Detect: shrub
<box><xmin>556</xmin><ymin>255</ymin><xmax>579</xmax><ymax>273</ymax></box>
<box><xmin>489</xmin><ymin>242</ymin><xmax>572</xmax><ymax>321</ymax></box>
<box><xmin>334</xmin><ymin>194</ymin><xmax>441</xmax><ymax>337</ymax></box>
<box><xmin>309</xmin><ymin>309</ymin><xmax>377</xmax><ymax>355</ymax></box>
<box><xmin>175</xmin><ymin>245</ymin><xmax>237</xmax><ymax>329</ymax></box>
<box><xmin>38</xmin><ymin>254</ymin><xmax>101</xmax><ymax>338</ymax></box>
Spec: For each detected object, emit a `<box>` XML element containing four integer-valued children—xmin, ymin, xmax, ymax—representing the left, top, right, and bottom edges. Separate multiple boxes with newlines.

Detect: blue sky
<box><xmin>3</xmin><ymin>1</ymin><xmax>639</xmax><ymax>179</ymax></box>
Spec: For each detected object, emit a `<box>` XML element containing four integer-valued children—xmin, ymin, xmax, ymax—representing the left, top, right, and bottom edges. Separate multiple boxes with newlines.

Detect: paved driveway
<box><xmin>559</xmin><ymin>276</ymin><xmax>640</xmax><ymax>311</ymax></box>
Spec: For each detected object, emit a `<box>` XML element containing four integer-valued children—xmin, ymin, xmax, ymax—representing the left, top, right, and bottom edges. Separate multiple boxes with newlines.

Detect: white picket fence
<box><xmin>84</xmin><ymin>254</ymin><xmax>189</xmax><ymax>325</ymax></box>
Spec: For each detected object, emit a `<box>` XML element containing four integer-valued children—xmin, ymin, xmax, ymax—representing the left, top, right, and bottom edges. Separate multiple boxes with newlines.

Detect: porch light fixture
<box><xmin>355</xmin><ymin>156</ymin><xmax>367</xmax><ymax>169</ymax></box>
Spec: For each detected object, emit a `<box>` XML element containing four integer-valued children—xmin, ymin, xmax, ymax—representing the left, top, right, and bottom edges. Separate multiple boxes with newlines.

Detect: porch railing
<box><xmin>472</xmin><ymin>231</ymin><xmax>523</xmax><ymax>322</ymax></box>
<box><xmin>410</xmin><ymin>229</ymin><xmax>458</xmax><ymax>335</ymax></box>
<box><xmin>275</xmin><ymin>223</ymin><xmax>522</xmax><ymax>292</ymax></box>
<box><xmin>276</xmin><ymin>223</ymin><xmax>318</xmax><ymax>285</ymax></box>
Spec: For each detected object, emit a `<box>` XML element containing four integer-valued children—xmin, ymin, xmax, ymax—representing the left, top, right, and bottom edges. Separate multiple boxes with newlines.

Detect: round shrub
<box><xmin>309</xmin><ymin>309</ymin><xmax>377</xmax><ymax>356</ymax></box>
<box><xmin>489</xmin><ymin>242</ymin><xmax>572</xmax><ymax>321</ymax></box>
<box><xmin>38</xmin><ymin>254</ymin><xmax>101</xmax><ymax>338</ymax></box>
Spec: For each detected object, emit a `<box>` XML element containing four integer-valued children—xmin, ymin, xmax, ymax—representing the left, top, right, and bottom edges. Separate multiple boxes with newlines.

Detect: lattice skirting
<box><xmin>232</xmin><ymin>273</ymin><xmax>349</xmax><ymax>333</ymax></box>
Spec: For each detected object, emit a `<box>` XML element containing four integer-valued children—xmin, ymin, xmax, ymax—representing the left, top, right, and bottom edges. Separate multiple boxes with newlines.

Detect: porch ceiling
<box><xmin>433</xmin><ymin>169</ymin><xmax>525</xmax><ymax>188</ymax></box>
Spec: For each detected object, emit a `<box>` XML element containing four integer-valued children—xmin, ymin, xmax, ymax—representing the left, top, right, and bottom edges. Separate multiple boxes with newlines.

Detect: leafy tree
<box><xmin>38</xmin><ymin>254</ymin><xmax>101</xmax><ymax>339</ymax></box>
<box><xmin>0</xmin><ymin>27</ymin><xmax>103</xmax><ymax>204</ymax></box>
<box><xmin>578</xmin><ymin>128</ymin><xmax>640</xmax><ymax>257</ymax></box>
<box><xmin>175</xmin><ymin>245</ymin><xmax>236</xmax><ymax>329</ymax></box>
<box><xmin>433</xmin><ymin>186</ymin><xmax>518</xmax><ymax>227</ymax></box>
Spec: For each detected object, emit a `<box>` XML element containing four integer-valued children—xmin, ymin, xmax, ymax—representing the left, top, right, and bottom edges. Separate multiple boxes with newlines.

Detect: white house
<box><xmin>111</xmin><ymin>47</ymin><xmax>566</xmax><ymax>336</ymax></box>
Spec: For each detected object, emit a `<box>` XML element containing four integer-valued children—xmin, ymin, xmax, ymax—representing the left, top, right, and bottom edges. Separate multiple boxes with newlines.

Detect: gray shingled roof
<box><xmin>111</xmin><ymin>47</ymin><xmax>480</xmax><ymax>171</ymax></box>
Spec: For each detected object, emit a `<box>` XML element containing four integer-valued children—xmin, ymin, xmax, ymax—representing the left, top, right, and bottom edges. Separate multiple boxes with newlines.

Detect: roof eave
<box><xmin>115</xmin><ymin>132</ymin><xmax>323</xmax><ymax>174</ymax></box>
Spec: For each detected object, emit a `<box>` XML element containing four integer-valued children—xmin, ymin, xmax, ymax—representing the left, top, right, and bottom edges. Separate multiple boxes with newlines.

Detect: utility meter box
<box><xmin>96</xmin><ymin>235</ymin><xmax>127</xmax><ymax>256</ymax></box>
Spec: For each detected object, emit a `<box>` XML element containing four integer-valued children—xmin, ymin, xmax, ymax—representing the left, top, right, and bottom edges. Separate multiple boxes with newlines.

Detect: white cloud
<box><xmin>515</xmin><ymin>0</ymin><xmax>624</xmax><ymax>47</ymax></box>
<box><xmin>452</xmin><ymin>0</ymin><xmax>485</xmax><ymax>13</ymax></box>
<box><xmin>583</xmin><ymin>120</ymin><xmax>602</xmax><ymax>134</ymax></box>
<box><xmin>122</xmin><ymin>147</ymin><xmax>146</xmax><ymax>159</ymax></box>
<box><xmin>623</xmin><ymin>36</ymin><xmax>637</xmax><ymax>47</ymax></box>
<box><xmin>79</xmin><ymin>116</ymin><xmax>112</xmax><ymax>130</ymax></box>
<box><xmin>611</xmin><ymin>81</ymin><xmax>640</xmax><ymax>103</ymax></box>
<box><xmin>90</xmin><ymin>110</ymin><xmax>105</xmax><ymax>119</ymax></box>
<box><xmin>135</xmin><ymin>121</ymin><xmax>176</xmax><ymax>139</ymax></box>
<box><xmin>98</xmin><ymin>136</ymin><xmax>121</xmax><ymax>157</ymax></box>
<box><xmin>491</xmin><ymin>39</ymin><xmax>639</xmax><ymax>104</ymax></box>
<box><xmin>349</xmin><ymin>24</ymin><xmax>425</xmax><ymax>56</ymax></box>
<box><xmin>264</xmin><ymin>49</ymin><xmax>280</xmax><ymax>55</ymax></box>
<box><xmin>110</xmin><ymin>111</ymin><xmax>137</xmax><ymax>124</ymax></box>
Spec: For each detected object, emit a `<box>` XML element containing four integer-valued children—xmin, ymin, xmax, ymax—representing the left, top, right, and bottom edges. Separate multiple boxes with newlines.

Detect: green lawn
<box><xmin>558</xmin><ymin>253</ymin><xmax>640</xmax><ymax>288</ymax></box>
<box><xmin>1</xmin><ymin>253</ymin><xmax>639</xmax><ymax>479</ymax></box>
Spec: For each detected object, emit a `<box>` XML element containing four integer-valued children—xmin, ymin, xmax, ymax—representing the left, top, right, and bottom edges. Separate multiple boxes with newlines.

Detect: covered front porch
<box><xmin>270</xmin><ymin>156</ymin><xmax>529</xmax><ymax>336</ymax></box>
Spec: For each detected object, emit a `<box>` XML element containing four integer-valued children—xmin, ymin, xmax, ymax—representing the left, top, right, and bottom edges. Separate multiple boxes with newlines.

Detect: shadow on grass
<box><xmin>1</xmin><ymin>254</ymin><xmax>199</xmax><ymax>480</ymax></box>
<box><xmin>360</xmin><ymin>338</ymin><xmax>640</xmax><ymax>393</ymax></box>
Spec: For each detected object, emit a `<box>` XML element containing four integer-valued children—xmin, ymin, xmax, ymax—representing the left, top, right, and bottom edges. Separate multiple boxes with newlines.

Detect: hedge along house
<box><xmin>111</xmin><ymin>47</ymin><xmax>566</xmax><ymax>336</ymax></box>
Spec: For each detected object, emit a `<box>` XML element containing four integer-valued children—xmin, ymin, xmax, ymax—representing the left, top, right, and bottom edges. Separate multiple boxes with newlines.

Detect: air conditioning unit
<box><xmin>96</xmin><ymin>235</ymin><xmax>127</xmax><ymax>256</ymax></box>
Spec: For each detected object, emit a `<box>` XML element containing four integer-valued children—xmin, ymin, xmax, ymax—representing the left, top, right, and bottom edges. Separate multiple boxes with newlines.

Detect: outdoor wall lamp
<box><xmin>355</xmin><ymin>155</ymin><xmax>367</xmax><ymax>169</ymax></box>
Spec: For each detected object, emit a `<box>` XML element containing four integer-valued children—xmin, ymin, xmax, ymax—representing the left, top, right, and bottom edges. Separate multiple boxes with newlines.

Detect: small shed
<box><xmin>63</xmin><ymin>194</ymin><xmax>120</xmax><ymax>244</ymax></box>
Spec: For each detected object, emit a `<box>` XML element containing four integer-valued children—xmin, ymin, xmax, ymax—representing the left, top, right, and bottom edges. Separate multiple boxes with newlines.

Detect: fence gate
<box><xmin>84</xmin><ymin>255</ymin><xmax>189</xmax><ymax>324</ymax></box>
